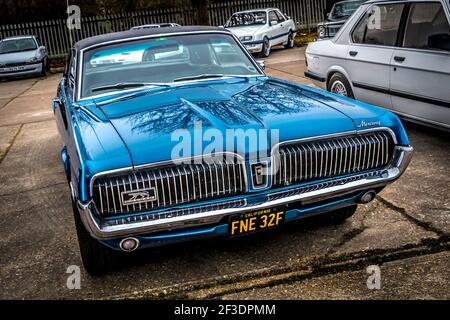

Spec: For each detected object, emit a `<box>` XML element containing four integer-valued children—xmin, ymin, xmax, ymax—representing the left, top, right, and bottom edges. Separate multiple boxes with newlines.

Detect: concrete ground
<box><xmin>0</xmin><ymin>47</ymin><xmax>448</xmax><ymax>300</ymax></box>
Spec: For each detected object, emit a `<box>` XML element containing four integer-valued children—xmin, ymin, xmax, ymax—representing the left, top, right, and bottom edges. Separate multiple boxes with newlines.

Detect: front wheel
<box><xmin>284</xmin><ymin>32</ymin><xmax>295</xmax><ymax>49</ymax></box>
<box><xmin>328</xmin><ymin>73</ymin><xmax>354</xmax><ymax>98</ymax></box>
<box><xmin>260</xmin><ymin>37</ymin><xmax>271</xmax><ymax>57</ymax></box>
<box><xmin>318</xmin><ymin>205</ymin><xmax>357</xmax><ymax>225</ymax></box>
<box><xmin>72</xmin><ymin>200</ymin><xmax>121</xmax><ymax>275</ymax></box>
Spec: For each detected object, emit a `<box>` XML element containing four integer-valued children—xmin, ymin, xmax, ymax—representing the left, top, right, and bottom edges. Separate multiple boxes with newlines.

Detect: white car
<box><xmin>224</xmin><ymin>8</ymin><xmax>297</xmax><ymax>57</ymax></box>
<box><xmin>305</xmin><ymin>0</ymin><xmax>450</xmax><ymax>131</ymax></box>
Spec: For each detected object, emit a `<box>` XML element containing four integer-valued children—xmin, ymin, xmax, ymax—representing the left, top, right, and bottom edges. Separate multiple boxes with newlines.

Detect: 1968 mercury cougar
<box><xmin>53</xmin><ymin>26</ymin><xmax>413</xmax><ymax>274</ymax></box>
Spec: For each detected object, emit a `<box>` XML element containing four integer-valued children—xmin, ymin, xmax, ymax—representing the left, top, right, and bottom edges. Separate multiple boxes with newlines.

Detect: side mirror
<box><xmin>428</xmin><ymin>34</ymin><xmax>450</xmax><ymax>52</ymax></box>
<box><xmin>256</xmin><ymin>60</ymin><xmax>265</xmax><ymax>70</ymax></box>
<box><xmin>270</xmin><ymin>20</ymin><xmax>278</xmax><ymax>26</ymax></box>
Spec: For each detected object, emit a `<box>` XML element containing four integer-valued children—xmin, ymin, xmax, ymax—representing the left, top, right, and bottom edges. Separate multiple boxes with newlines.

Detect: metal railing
<box><xmin>0</xmin><ymin>0</ymin><xmax>325</xmax><ymax>58</ymax></box>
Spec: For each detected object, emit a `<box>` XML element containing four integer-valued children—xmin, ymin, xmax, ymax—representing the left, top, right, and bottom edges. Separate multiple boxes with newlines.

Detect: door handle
<box><xmin>394</xmin><ymin>56</ymin><xmax>406</xmax><ymax>62</ymax></box>
<box><xmin>349</xmin><ymin>51</ymin><xmax>358</xmax><ymax>57</ymax></box>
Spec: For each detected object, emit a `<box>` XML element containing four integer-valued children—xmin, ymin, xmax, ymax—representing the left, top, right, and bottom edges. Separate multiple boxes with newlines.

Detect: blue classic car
<box><xmin>53</xmin><ymin>26</ymin><xmax>413</xmax><ymax>274</ymax></box>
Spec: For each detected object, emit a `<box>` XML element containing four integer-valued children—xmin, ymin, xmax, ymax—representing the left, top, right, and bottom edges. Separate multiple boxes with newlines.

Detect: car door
<box><xmin>267</xmin><ymin>10</ymin><xmax>283</xmax><ymax>45</ymax></box>
<box><xmin>275</xmin><ymin>10</ymin><xmax>290</xmax><ymax>43</ymax></box>
<box><xmin>390</xmin><ymin>1</ymin><xmax>450</xmax><ymax>129</ymax></box>
<box><xmin>347</xmin><ymin>3</ymin><xmax>406</xmax><ymax>110</ymax></box>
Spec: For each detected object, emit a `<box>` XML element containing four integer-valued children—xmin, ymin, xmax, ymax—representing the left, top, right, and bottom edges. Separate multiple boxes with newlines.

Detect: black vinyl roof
<box><xmin>74</xmin><ymin>26</ymin><xmax>229</xmax><ymax>51</ymax></box>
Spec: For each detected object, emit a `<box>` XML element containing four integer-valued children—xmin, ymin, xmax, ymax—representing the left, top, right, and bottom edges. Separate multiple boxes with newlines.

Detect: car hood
<box><xmin>93</xmin><ymin>78</ymin><xmax>388</xmax><ymax>167</ymax></box>
<box><xmin>0</xmin><ymin>50</ymin><xmax>37</xmax><ymax>64</ymax></box>
<box><xmin>226</xmin><ymin>25</ymin><xmax>266</xmax><ymax>37</ymax></box>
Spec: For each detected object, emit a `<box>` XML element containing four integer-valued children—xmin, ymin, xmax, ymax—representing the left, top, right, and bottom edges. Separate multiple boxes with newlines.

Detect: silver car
<box><xmin>0</xmin><ymin>35</ymin><xmax>48</xmax><ymax>79</ymax></box>
<box><xmin>305</xmin><ymin>0</ymin><xmax>450</xmax><ymax>131</ymax></box>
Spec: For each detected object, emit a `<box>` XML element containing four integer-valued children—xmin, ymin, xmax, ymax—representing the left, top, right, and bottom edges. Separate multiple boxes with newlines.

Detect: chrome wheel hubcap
<box><xmin>331</xmin><ymin>81</ymin><xmax>348</xmax><ymax>96</ymax></box>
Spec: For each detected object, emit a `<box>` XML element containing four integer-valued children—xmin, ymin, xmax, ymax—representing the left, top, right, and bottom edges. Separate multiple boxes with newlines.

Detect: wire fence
<box><xmin>0</xmin><ymin>0</ymin><xmax>325</xmax><ymax>57</ymax></box>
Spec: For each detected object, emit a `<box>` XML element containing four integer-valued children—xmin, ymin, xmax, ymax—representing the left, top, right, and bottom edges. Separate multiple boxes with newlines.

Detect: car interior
<box><xmin>81</xmin><ymin>36</ymin><xmax>260</xmax><ymax>98</ymax></box>
<box><xmin>403</xmin><ymin>3</ymin><xmax>450</xmax><ymax>51</ymax></box>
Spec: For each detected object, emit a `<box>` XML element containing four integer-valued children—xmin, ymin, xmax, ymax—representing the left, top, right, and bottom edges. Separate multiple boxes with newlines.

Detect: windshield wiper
<box><xmin>173</xmin><ymin>74</ymin><xmax>225</xmax><ymax>82</ymax></box>
<box><xmin>91</xmin><ymin>82</ymin><xmax>169</xmax><ymax>93</ymax></box>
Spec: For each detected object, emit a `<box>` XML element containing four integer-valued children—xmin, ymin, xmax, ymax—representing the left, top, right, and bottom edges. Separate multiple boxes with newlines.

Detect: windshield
<box><xmin>81</xmin><ymin>33</ymin><xmax>262</xmax><ymax>98</ymax></box>
<box><xmin>0</xmin><ymin>38</ymin><xmax>37</xmax><ymax>54</ymax></box>
<box><xmin>330</xmin><ymin>1</ymin><xmax>365</xmax><ymax>19</ymax></box>
<box><xmin>226</xmin><ymin>11</ymin><xmax>267</xmax><ymax>27</ymax></box>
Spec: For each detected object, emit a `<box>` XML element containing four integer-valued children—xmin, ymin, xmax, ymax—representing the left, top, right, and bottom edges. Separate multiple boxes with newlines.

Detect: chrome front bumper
<box><xmin>243</xmin><ymin>43</ymin><xmax>263</xmax><ymax>53</ymax></box>
<box><xmin>78</xmin><ymin>146</ymin><xmax>413</xmax><ymax>240</ymax></box>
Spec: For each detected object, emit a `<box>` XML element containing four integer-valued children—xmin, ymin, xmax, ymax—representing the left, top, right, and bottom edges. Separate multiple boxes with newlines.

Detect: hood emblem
<box><xmin>357</xmin><ymin>120</ymin><xmax>381</xmax><ymax>128</ymax></box>
<box><xmin>251</xmin><ymin>162</ymin><xmax>268</xmax><ymax>189</ymax></box>
<box><xmin>121</xmin><ymin>188</ymin><xmax>157</xmax><ymax>206</ymax></box>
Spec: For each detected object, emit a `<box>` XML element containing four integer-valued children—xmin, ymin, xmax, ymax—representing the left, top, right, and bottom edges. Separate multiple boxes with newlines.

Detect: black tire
<box><xmin>284</xmin><ymin>32</ymin><xmax>295</xmax><ymax>49</ymax></box>
<box><xmin>72</xmin><ymin>200</ymin><xmax>121</xmax><ymax>275</ymax></box>
<box><xmin>327</xmin><ymin>73</ymin><xmax>354</xmax><ymax>99</ymax></box>
<box><xmin>259</xmin><ymin>37</ymin><xmax>271</xmax><ymax>57</ymax></box>
<box><xmin>318</xmin><ymin>205</ymin><xmax>357</xmax><ymax>225</ymax></box>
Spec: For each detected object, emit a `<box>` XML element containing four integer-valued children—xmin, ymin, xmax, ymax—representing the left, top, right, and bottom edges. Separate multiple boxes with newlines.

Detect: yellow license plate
<box><xmin>229</xmin><ymin>208</ymin><xmax>285</xmax><ymax>237</ymax></box>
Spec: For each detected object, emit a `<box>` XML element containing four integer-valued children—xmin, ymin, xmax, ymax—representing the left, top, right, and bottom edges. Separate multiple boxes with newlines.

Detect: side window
<box><xmin>403</xmin><ymin>2</ymin><xmax>450</xmax><ymax>52</ymax></box>
<box><xmin>269</xmin><ymin>11</ymin><xmax>278</xmax><ymax>24</ymax></box>
<box><xmin>275</xmin><ymin>10</ymin><xmax>286</xmax><ymax>23</ymax></box>
<box><xmin>352</xmin><ymin>4</ymin><xmax>405</xmax><ymax>46</ymax></box>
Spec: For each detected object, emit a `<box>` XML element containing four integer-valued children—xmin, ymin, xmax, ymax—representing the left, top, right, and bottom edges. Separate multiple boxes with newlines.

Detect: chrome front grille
<box><xmin>93</xmin><ymin>156</ymin><xmax>246</xmax><ymax>215</ymax></box>
<box><xmin>92</xmin><ymin>131</ymin><xmax>396</xmax><ymax>217</ymax></box>
<box><xmin>272</xmin><ymin>131</ymin><xmax>395</xmax><ymax>187</ymax></box>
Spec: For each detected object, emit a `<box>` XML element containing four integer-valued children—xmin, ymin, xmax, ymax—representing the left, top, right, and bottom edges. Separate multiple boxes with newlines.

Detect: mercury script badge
<box><xmin>357</xmin><ymin>120</ymin><xmax>381</xmax><ymax>128</ymax></box>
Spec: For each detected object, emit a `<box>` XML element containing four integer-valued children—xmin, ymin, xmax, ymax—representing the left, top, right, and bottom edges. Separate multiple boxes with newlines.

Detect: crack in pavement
<box><xmin>332</xmin><ymin>203</ymin><xmax>378</xmax><ymax>250</ymax></box>
<box><xmin>0</xmin><ymin>118</ymin><xmax>56</xmax><ymax>129</ymax></box>
<box><xmin>0</xmin><ymin>181</ymin><xmax>67</xmax><ymax>198</ymax></box>
<box><xmin>0</xmin><ymin>123</ymin><xmax>23</xmax><ymax>165</ymax></box>
<box><xmin>0</xmin><ymin>78</ymin><xmax>40</xmax><ymax>112</ymax></box>
<box><xmin>201</xmin><ymin>239</ymin><xmax>450</xmax><ymax>300</ymax></box>
<box><xmin>110</xmin><ymin>236</ymin><xmax>450</xmax><ymax>300</ymax></box>
<box><xmin>377</xmin><ymin>195</ymin><xmax>449</xmax><ymax>237</ymax></box>
<box><xmin>335</xmin><ymin>225</ymin><xmax>368</xmax><ymax>248</ymax></box>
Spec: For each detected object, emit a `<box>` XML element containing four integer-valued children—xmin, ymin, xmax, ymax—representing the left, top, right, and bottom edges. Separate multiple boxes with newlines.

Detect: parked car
<box><xmin>0</xmin><ymin>35</ymin><xmax>47</xmax><ymax>79</ymax></box>
<box><xmin>305</xmin><ymin>0</ymin><xmax>450</xmax><ymax>131</ymax></box>
<box><xmin>53</xmin><ymin>26</ymin><xmax>413</xmax><ymax>274</ymax></box>
<box><xmin>317</xmin><ymin>0</ymin><xmax>367</xmax><ymax>39</ymax></box>
<box><xmin>224</xmin><ymin>8</ymin><xmax>297</xmax><ymax>56</ymax></box>
<box><xmin>131</xmin><ymin>23</ymin><xmax>181</xmax><ymax>30</ymax></box>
